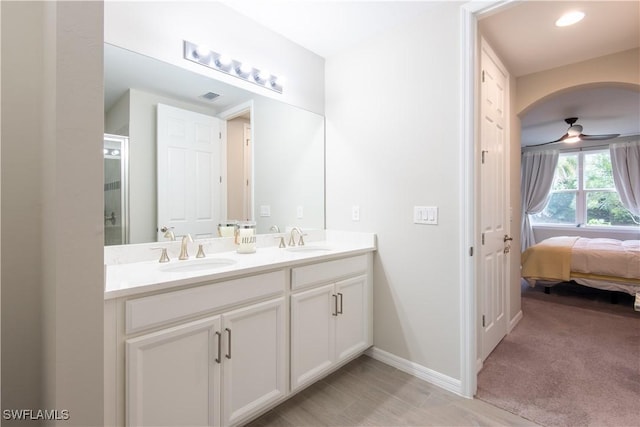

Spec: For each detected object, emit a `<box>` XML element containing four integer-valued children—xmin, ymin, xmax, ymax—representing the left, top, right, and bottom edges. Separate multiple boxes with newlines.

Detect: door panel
<box><xmin>335</xmin><ymin>275</ymin><xmax>368</xmax><ymax>362</ymax></box>
<box><xmin>158</xmin><ymin>104</ymin><xmax>222</xmax><ymax>240</ymax></box>
<box><xmin>126</xmin><ymin>317</ymin><xmax>221</xmax><ymax>427</ymax></box>
<box><xmin>479</xmin><ymin>39</ymin><xmax>509</xmax><ymax>361</ymax></box>
<box><xmin>290</xmin><ymin>284</ymin><xmax>335</xmax><ymax>390</ymax></box>
<box><xmin>221</xmin><ymin>298</ymin><xmax>286</xmax><ymax>426</ymax></box>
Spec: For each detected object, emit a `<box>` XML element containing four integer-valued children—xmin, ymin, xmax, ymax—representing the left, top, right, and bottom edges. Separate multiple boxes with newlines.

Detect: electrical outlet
<box><xmin>296</xmin><ymin>206</ymin><xmax>304</xmax><ymax>219</ymax></box>
<box><xmin>260</xmin><ymin>205</ymin><xmax>271</xmax><ymax>217</ymax></box>
<box><xmin>352</xmin><ymin>205</ymin><xmax>360</xmax><ymax>221</ymax></box>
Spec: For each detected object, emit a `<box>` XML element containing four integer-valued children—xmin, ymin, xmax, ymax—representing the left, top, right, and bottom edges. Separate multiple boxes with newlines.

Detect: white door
<box><xmin>221</xmin><ymin>298</ymin><xmax>286</xmax><ymax>426</ymax></box>
<box><xmin>157</xmin><ymin>104</ymin><xmax>222</xmax><ymax>240</ymax></box>
<box><xmin>335</xmin><ymin>275</ymin><xmax>369</xmax><ymax>362</ymax></box>
<box><xmin>126</xmin><ymin>316</ymin><xmax>221</xmax><ymax>427</ymax></box>
<box><xmin>290</xmin><ymin>283</ymin><xmax>336</xmax><ymax>390</ymax></box>
<box><xmin>479</xmin><ymin>39</ymin><xmax>510</xmax><ymax>361</ymax></box>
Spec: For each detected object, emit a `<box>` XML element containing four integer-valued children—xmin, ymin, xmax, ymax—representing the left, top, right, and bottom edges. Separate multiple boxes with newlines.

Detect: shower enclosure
<box><xmin>104</xmin><ymin>134</ymin><xmax>129</xmax><ymax>245</ymax></box>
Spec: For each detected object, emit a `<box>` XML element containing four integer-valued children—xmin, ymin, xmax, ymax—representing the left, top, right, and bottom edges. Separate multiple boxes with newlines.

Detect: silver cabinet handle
<box><xmin>225</xmin><ymin>328</ymin><xmax>232</xmax><ymax>359</ymax></box>
<box><xmin>337</xmin><ymin>293</ymin><xmax>343</xmax><ymax>315</ymax></box>
<box><xmin>332</xmin><ymin>294</ymin><xmax>338</xmax><ymax>316</ymax></box>
<box><xmin>215</xmin><ymin>331</ymin><xmax>221</xmax><ymax>364</ymax></box>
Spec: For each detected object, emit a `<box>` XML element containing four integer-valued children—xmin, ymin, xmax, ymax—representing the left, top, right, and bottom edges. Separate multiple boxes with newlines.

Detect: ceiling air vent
<box><xmin>200</xmin><ymin>92</ymin><xmax>221</xmax><ymax>102</ymax></box>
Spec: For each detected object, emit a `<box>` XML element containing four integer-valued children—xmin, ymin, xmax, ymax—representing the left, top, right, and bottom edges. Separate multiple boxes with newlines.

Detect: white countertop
<box><xmin>105</xmin><ymin>231</ymin><xmax>376</xmax><ymax>299</ymax></box>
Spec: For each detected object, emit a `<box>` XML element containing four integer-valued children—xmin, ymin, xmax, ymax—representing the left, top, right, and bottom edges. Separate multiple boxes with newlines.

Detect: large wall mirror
<box><xmin>104</xmin><ymin>43</ymin><xmax>325</xmax><ymax>245</ymax></box>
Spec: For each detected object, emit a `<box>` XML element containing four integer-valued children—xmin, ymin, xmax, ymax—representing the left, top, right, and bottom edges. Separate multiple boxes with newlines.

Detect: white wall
<box><xmin>253</xmin><ymin>97</ymin><xmax>325</xmax><ymax>234</ymax></box>
<box><xmin>2</xmin><ymin>2</ymin><xmax>104</xmax><ymax>425</ymax></box>
<box><xmin>326</xmin><ymin>1</ymin><xmax>463</xmax><ymax>379</ymax></box>
<box><xmin>105</xmin><ymin>90</ymin><xmax>130</xmax><ymax>136</ymax></box>
<box><xmin>104</xmin><ymin>1</ymin><xmax>325</xmax><ymax>115</ymax></box>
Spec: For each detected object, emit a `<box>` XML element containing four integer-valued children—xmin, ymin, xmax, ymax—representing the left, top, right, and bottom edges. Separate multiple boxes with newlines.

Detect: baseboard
<box><xmin>508</xmin><ymin>309</ymin><xmax>523</xmax><ymax>333</ymax></box>
<box><xmin>365</xmin><ymin>347</ymin><xmax>463</xmax><ymax>396</ymax></box>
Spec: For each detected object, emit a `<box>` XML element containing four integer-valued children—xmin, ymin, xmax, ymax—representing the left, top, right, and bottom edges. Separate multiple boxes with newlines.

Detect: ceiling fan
<box><xmin>529</xmin><ymin>117</ymin><xmax>620</xmax><ymax>147</ymax></box>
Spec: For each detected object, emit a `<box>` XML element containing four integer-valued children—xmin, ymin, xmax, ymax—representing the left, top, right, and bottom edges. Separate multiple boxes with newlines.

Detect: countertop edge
<box><xmin>104</xmin><ymin>246</ymin><xmax>376</xmax><ymax>300</ymax></box>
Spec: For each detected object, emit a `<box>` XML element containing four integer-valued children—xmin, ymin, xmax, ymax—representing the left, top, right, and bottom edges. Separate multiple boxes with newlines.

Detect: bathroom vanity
<box><xmin>104</xmin><ymin>231</ymin><xmax>375</xmax><ymax>426</ymax></box>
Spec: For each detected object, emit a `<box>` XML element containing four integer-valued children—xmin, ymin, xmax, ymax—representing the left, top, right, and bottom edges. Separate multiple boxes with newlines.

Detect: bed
<box><xmin>521</xmin><ymin>236</ymin><xmax>640</xmax><ymax>310</ymax></box>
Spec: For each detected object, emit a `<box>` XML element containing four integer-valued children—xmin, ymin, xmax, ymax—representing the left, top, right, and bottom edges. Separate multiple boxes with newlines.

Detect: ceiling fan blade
<box><xmin>527</xmin><ymin>133</ymin><xmax>568</xmax><ymax>147</ymax></box>
<box><xmin>580</xmin><ymin>133</ymin><xmax>620</xmax><ymax>141</ymax></box>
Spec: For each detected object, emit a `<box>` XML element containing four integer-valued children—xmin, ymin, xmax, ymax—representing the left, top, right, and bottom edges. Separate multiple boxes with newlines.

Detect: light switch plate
<box><xmin>296</xmin><ymin>206</ymin><xmax>304</xmax><ymax>219</ymax></box>
<box><xmin>352</xmin><ymin>205</ymin><xmax>360</xmax><ymax>221</ymax></box>
<box><xmin>260</xmin><ymin>205</ymin><xmax>271</xmax><ymax>217</ymax></box>
<box><xmin>414</xmin><ymin>206</ymin><xmax>438</xmax><ymax>225</ymax></box>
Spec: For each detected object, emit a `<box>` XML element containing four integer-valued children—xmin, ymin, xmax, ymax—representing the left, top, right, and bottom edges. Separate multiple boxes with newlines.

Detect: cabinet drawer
<box><xmin>125</xmin><ymin>270</ymin><xmax>285</xmax><ymax>334</ymax></box>
<box><xmin>291</xmin><ymin>255</ymin><xmax>368</xmax><ymax>290</ymax></box>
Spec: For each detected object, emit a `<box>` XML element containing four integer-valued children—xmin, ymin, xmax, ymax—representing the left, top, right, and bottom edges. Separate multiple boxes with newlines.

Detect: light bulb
<box><xmin>194</xmin><ymin>45</ymin><xmax>211</xmax><ymax>58</ymax></box>
<box><xmin>555</xmin><ymin>11</ymin><xmax>585</xmax><ymax>27</ymax></box>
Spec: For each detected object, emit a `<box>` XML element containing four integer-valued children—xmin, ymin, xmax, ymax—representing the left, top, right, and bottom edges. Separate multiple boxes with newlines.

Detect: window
<box><xmin>532</xmin><ymin>150</ymin><xmax>640</xmax><ymax>227</ymax></box>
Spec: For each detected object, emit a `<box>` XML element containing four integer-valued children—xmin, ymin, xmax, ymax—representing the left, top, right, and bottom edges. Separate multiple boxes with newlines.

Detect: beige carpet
<box><xmin>477</xmin><ymin>283</ymin><xmax>640</xmax><ymax>427</ymax></box>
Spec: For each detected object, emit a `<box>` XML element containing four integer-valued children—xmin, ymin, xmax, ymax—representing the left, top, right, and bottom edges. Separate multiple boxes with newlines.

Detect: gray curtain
<box><xmin>520</xmin><ymin>150</ymin><xmax>559</xmax><ymax>251</ymax></box>
<box><xmin>610</xmin><ymin>140</ymin><xmax>640</xmax><ymax>217</ymax></box>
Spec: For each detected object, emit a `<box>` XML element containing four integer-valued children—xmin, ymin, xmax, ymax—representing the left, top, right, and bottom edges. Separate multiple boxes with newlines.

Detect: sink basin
<box><xmin>285</xmin><ymin>245</ymin><xmax>333</xmax><ymax>253</ymax></box>
<box><xmin>159</xmin><ymin>258</ymin><xmax>237</xmax><ymax>273</ymax></box>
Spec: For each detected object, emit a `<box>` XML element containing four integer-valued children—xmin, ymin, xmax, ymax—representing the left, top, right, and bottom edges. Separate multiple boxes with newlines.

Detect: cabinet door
<box><xmin>126</xmin><ymin>316</ymin><xmax>221</xmax><ymax>427</ymax></box>
<box><xmin>221</xmin><ymin>297</ymin><xmax>286</xmax><ymax>426</ymax></box>
<box><xmin>335</xmin><ymin>275</ymin><xmax>369</xmax><ymax>362</ymax></box>
<box><xmin>290</xmin><ymin>283</ymin><xmax>336</xmax><ymax>391</ymax></box>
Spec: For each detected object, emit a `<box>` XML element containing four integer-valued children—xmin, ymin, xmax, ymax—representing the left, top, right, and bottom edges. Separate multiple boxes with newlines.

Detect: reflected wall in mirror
<box><xmin>104</xmin><ymin>43</ymin><xmax>325</xmax><ymax>245</ymax></box>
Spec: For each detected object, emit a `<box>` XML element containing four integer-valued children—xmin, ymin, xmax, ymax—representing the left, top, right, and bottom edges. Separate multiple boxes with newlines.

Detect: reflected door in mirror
<box><xmin>157</xmin><ymin>104</ymin><xmax>222</xmax><ymax>240</ymax></box>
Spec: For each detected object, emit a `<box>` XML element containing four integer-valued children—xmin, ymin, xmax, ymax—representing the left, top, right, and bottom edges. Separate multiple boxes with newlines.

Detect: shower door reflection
<box><xmin>104</xmin><ymin>134</ymin><xmax>129</xmax><ymax>245</ymax></box>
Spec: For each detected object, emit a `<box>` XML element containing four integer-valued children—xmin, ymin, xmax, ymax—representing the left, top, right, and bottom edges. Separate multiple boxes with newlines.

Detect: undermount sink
<box><xmin>285</xmin><ymin>245</ymin><xmax>333</xmax><ymax>253</ymax></box>
<box><xmin>159</xmin><ymin>258</ymin><xmax>237</xmax><ymax>273</ymax></box>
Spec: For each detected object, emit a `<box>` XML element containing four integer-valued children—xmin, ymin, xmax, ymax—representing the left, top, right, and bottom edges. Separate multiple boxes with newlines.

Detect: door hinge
<box><xmin>481</xmin><ymin>150</ymin><xmax>487</xmax><ymax>164</ymax></box>
<box><xmin>482</xmin><ymin>70</ymin><xmax>485</xmax><ymax>83</ymax></box>
<box><xmin>219</xmin><ymin>132</ymin><xmax>222</xmax><ymax>139</ymax></box>
<box><xmin>219</xmin><ymin>176</ymin><xmax>222</xmax><ymax>183</ymax></box>
<box><xmin>481</xmin><ymin>233</ymin><xmax>485</xmax><ymax>245</ymax></box>
<box><xmin>482</xmin><ymin>315</ymin><xmax>486</xmax><ymax>327</ymax></box>
<box><xmin>469</xmin><ymin>246</ymin><xmax>474</xmax><ymax>256</ymax></box>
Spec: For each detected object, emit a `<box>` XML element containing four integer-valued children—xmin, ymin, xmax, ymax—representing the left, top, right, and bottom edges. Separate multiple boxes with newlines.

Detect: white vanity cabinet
<box><xmin>290</xmin><ymin>255</ymin><xmax>372</xmax><ymax>391</ymax></box>
<box><xmin>126</xmin><ymin>297</ymin><xmax>286</xmax><ymax>427</ymax></box>
<box><xmin>105</xmin><ymin>246</ymin><xmax>375</xmax><ymax>427</ymax></box>
<box><xmin>126</xmin><ymin>316</ymin><xmax>222</xmax><ymax>426</ymax></box>
<box><xmin>106</xmin><ymin>270</ymin><xmax>287</xmax><ymax>427</ymax></box>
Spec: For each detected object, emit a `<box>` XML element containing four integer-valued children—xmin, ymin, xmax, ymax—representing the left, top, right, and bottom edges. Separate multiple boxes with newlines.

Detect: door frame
<box><xmin>218</xmin><ymin>100</ymin><xmax>254</xmax><ymax>222</ymax></box>
<box><xmin>459</xmin><ymin>0</ymin><xmax>518</xmax><ymax>398</ymax></box>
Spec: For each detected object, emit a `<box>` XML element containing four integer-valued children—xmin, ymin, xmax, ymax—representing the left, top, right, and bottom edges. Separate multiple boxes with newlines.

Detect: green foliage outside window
<box><xmin>532</xmin><ymin>150</ymin><xmax>640</xmax><ymax>227</ymax></box>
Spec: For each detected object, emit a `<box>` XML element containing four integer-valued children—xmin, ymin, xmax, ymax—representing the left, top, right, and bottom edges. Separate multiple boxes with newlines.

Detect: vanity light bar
<box><xmin>183</xmin><ymin>40</ymin><xmax>283</xmax><ymax>94</ymax></box>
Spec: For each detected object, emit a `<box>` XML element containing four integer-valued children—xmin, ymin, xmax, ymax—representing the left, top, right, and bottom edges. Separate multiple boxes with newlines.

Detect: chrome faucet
<box><xmin>179</xmin><ymin>234</ymin><xmax>193</xmax><ymax>260</ymax></box>
<box><xmin>288</xmin><ymin>227</ymin><xmax>305</xmax><ymax>246</ymax></box>
<box><xmin>269</xmin><ymin>225</ymin><xmax>281</xmax><ymax>233</ymax></box>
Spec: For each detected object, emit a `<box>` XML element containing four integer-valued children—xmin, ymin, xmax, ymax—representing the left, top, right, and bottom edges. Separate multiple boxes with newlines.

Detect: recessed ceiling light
<box><xmin>555</xmin><ymin>11</ymin><xmax>585</xmax><ymax>27</ymax></box>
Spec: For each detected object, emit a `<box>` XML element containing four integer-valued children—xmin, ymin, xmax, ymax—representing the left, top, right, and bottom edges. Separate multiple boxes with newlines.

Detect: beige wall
<box><xmin>2</xmin><ymin>2</ymin><xmax>104</xmax><ymax>425</ymax></box>
<box><xmin>2</xmin><ymin>1</ymin><xmax>45</xmax><ymax>415</ymax></box>
<box><xmin>516</xmin><ymin>48</ymin><xmax>640</xmax><ymax>115</ymax></box>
